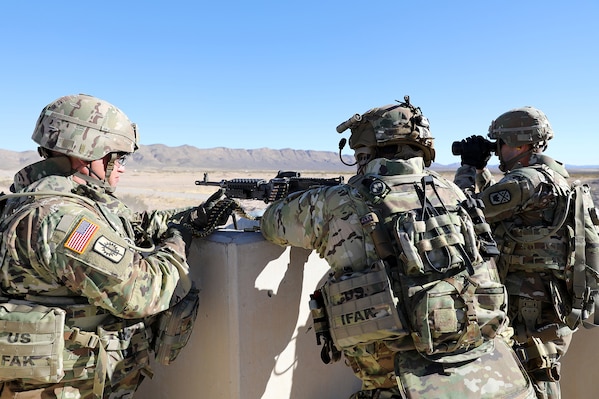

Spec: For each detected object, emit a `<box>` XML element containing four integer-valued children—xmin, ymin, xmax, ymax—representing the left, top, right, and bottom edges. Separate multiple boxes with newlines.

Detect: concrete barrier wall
<box><xmin>137</xmin><ymin>229</ymin><xmax>597</xmax><ymax>399</ymax></box>
<box><xmin>559</xmin><ymin>326</ymin><xmax>596</xmax><ymax>398</ymax></box>
<box><xmin>136</xmin><ymin>230</ymin><xmax>361</xmax><ymax>399</ymax></box>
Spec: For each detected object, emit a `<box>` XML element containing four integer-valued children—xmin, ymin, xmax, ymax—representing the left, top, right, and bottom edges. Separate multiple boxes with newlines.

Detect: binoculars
<box><xmin>451</xmin><ymin>138</ymin><xmax>496</xmax><ymax>156</ymax></box>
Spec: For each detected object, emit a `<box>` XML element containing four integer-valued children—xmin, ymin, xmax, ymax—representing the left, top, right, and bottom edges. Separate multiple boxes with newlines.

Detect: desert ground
<box><xmin>1</xmin><ymin>167</ymin><xmax>598</xmax><ymax>213</ymax></box>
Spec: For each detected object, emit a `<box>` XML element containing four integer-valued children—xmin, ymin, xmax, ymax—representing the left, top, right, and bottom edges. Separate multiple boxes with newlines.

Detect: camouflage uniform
<box><xmin>455</xmin><ymin>154</ymin><xmax>574</xmax><ymax>399</ymax></box>
<box><xmin>452</xmin><ymin>106</ymin><xmax>584</xmax><ymax>399</ymax></box>
<box><xmin>261</xmin><ymin>157</ymin><xmax>534</xmax><ymax>399</ymax></box>
<box><xmin>261</xmin><ymin>96</ymin><xmax>535</xmax><ymax>399</ymax></box>
<box><xmin>0</xmin><ymin>94</ymin><xmax>225</xmax><ymax>399</ymax></box>
<box><xmin>0</xmin><ymin>156</ymin><xmax>194</xmax><ymax>399</ymax></box>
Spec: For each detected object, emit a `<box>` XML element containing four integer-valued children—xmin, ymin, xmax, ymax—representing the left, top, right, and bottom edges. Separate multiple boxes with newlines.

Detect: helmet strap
<box><xmin>72</xmin><ymin>158</ymin><xmax>115</xmax><ymax>194</ymax></box>
<box><xmin>356</xmin><ymin>156</ymin><xmax>371</xmax><ymax>175</ymax></box>
<box><xmin>105</xmin><ymin>154</ymin><xmax>117</xmax><ymax>183</ymax></box>
<box><xmin>499</xmin><ymin>148</ymin><xmax>533</xmax><ymax>172</ymax></box>
<box><xmin>102</xmin><ymin>154</ymin><xmax>118</xmax><ymax>193</ymax></box>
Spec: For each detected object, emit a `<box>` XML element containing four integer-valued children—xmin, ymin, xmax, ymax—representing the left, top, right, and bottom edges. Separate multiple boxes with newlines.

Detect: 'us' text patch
<box><xmin>64</xmin><ymin>219</ymin><xmax>99</xmax><ymax>254</ymax></box>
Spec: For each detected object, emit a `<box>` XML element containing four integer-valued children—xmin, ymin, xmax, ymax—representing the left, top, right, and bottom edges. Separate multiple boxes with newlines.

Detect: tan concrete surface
<box><xmin>136</xmin><ymin>230</ymin><xmax>361</xmax><ymax>399</ymax></box>
<box><xmin>560</xmin><ymin>326</ymin><xmax>597</xmax><ymax>399</ymax></box>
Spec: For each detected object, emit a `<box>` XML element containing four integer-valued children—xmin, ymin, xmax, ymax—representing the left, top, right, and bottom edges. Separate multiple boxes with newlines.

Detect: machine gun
<box><xmin>195</xmin><ymin>171</ymin><xmax>344</xmax><ymax>203</ymax></box>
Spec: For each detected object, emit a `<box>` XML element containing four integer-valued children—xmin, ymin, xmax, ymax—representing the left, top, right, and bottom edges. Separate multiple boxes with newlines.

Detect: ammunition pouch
<box><xmin>321</xmin><ymin>263</ymin><xmax>409</xmax><ymax>349</ymax></box>
<box><xmin>153</xmin><ymin>285</ymin><xmax>200</xmax><ymax>365</ymax></box>
<box><xmin>0</xmin><ymin>301</ymin><xmax>66</xmax><ymax>383</ymax></box>
<box><xmin>62</xmin><ymin>312</ymin><xmax>153</xmax><ymax>396</ymax></box>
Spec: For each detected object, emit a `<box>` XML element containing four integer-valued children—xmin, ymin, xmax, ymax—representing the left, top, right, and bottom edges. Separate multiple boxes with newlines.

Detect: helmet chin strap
<box><xmin>73</xmin><ymin>158</ymin><xmax>115</xmax><ymax>193</ymax></box>
<box><xmin>499</xmin><ymin>148</ymin><xmax>533</xmax><ymax>172</ymax></box>
<box><xmin>104</xmin><ymin>156</ymin><xmax>117</xmax><ymax>193</ymax></box>
<box><xmin>104</xmin><ymin>154</ymin><xmax>117</xmax><ymax>181</ymax></box>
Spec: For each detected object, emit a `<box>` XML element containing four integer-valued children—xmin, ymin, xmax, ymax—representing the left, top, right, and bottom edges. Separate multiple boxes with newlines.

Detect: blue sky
<box><xmin>1</xmin><ymin>1</ymin><xmax>597</xmax><ymax>166</ymax></box>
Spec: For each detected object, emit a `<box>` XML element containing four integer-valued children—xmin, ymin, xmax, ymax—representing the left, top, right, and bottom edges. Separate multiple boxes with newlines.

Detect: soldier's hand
<box><xmin>184</xmin><ymin>189</ymin><xmax>240</xmax><ymax>237</ymax></box>
<box><xmin>459</xmin><ymin>135</ymin><xmax>492</xmax><ymax>169</ymax></box>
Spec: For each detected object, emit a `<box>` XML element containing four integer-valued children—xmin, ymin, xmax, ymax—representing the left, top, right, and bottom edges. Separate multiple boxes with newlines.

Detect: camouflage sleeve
<box><xmin>454</xmin><ymin>165</ymin><xmax>496</xmax><ymax>194</ymax></box>
<box><xmin>479</xmin><ymin>173</ymin><xmax>535</xmax><ymax>222</ymax></box>
<box><xmin>476</xmin><ymin>167</ymin><xmax>495</xmax><ymax>192</ymax></box>
<box><xmin>39</xmin><ymin>205</ymin><xmax>190</xmax><ymax>318</ymax></box>
<box><xmin>453</xmin><ymin>164</ymin><xmax>477</xmax><ymax>193</ymax></box>
<box><xmin>133</xmin><ymin>207</ymin><xmax>193</xmax><ymax>240</ymax></box>
<box><xmin>260</xmin><ymin>185</ymin><xmax>374</xmax><ymax>272</ymax></box>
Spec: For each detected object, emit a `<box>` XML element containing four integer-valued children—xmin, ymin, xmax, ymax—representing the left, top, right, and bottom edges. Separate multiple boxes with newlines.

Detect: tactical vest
<box><xmin>492</xmin><ymin>165</ymin><xmax>599</xmax><ymax>330</ymax></box>
<box><xmin>318</xmin><ymin>171</ymin><xmax>508</xmax><ymax>362</ymax></box>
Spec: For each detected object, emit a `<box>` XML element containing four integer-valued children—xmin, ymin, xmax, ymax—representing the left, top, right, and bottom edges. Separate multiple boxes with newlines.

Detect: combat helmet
<box><xmin>32</xmin><ymin>93</ymin><xmax>138</xmax><ymax>161</ymax></box>
<box><xmin>488</xmin><ymin>106</ymin><xmax>553</xmax><ymax>151</ymax></box>
<box><xmin>337</xmin><ymin>96</ymin><xmax>435</xmax><ymax>166</ymax></box>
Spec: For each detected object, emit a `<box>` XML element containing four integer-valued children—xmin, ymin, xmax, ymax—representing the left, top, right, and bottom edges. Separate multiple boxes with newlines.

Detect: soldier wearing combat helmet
<box><xmin>261</xmin><ymin>97</ymin><xmax>536</xmax><ymax>398</ymax></box>
<box><xmin>454</xmin><ymin>106</ymin><xmax>582</xmax><ymax>399</ymax></box>
<box><xmin>0</xmin><ymin>94</ymin><xmax>236</xmax><ymax>398</ymax></box>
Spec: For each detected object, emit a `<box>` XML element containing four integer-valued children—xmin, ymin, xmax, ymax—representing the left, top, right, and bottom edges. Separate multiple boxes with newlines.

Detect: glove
<box><xmin>184</xmin><ymin>189</ymin><xmax>240</xmax><ymax>237</ymax></box>
<box><xmin>187</xmin><ymin>189</ymin><xmax>226</xmax><ymax>228</ymax></box>
<box><xmin>459</xmin><ymin>135</ymin><xmax>492</xmax><ymax>169</ymax></box>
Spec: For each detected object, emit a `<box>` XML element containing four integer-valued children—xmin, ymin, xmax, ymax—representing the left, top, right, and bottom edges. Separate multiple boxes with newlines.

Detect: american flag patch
<box><xmin>64</xmin><ymin>219</ymin><xmax>99</xmax><ymax>254</ymax></box>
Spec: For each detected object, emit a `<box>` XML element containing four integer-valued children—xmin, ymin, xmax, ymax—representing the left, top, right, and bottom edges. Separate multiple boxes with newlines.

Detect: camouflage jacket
<box><xmin>261</xmin><ymin>158</ymin><xmax>386</xmax><ymax>276</ymax></box>
<box><xmin>0</xmin><ymin>157</ymin><xmax>198</xmax><ymax>389</ymax></box>
<box><xmin>261</xmin><ymin>157</ymin><xmax>538</xmax><ymax>398</ymax></box>
<box><xmin>261</xmin><ymin>157</ymin><xmax>481</xmax><ymax>275</ymax></box>
<box><xmin>454</xmin><ymin>154</ymin><xmax>573</xmax><ymax>305</ymax></box>
<box><xmin>0</xmin><ymin>157</ymin><xmax>192</xmax><ymax>317</ymax></box>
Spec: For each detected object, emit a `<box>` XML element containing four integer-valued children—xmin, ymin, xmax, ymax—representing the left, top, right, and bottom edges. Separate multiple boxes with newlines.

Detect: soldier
<box><xmin>453</xmin><ymin>107</ymin><xmax>579</xmax><ymax>399</ymax></box>
<box><xmin>260</xmin><ymin>97</ymin><xmax>536</xmax><ymax>398</ymax></box>
<box><xmin>0</xmin><ymin>94</ymin><xmax>235</xmax><ymax>398</ymax></box>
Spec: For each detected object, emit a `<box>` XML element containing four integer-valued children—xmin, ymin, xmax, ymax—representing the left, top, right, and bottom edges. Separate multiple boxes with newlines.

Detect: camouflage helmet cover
<box><xmin>347</xmin><ymin>97</ymin><xmax>435</xmax><ymax>165</ymax></box>
<box><xmin>487</xmin><ymin>106</ymin><xmax>553</xmax><ymax>148</ymax></box>
<box><xmin>32</xmin><ymin>94</ymin><xmax>139</xmax><ymax>161</ymax></box>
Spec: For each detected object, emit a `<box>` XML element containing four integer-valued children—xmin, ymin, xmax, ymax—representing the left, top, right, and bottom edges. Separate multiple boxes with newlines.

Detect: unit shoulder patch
<box><xmin>488</xmin><ymin>189</ymin><xmax>511</xmax><ymax>206</ymax></box>
<box><xmin>93</xmin><ymin>236</ymin><xmax>126</xmax><ymax>263</ymax></box>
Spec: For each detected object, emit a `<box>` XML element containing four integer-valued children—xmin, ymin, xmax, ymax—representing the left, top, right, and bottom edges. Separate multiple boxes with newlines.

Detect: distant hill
<box><xmin>0</xmin><ymin>144</ymin><xmax>596</xmax><ymax>172</ymax></box>
<box><xmin>0</xmin><ymin>149</ymin><xmax>43</xmax><ymax>170</ymax></box>
<box><xmin>0</xmin><ymin>145</ymin><xmax>358</xmax><ymax>173</ymax></box>
<box><xmin>130</xmin><ymin>144</ymin><xmax>357</xmax><ymax>172</ymax></box>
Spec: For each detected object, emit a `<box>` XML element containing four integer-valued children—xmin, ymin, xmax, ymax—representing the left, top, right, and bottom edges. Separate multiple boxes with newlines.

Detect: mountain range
<box><xmin>0</xmin><ymin>145</ymin><xmax>356</xmax><ymax>172</ymax></box>
<box><xmin>0</xmin><ymin>144</ymin><xmax>596</xmax><ymax>172</ymax></box>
